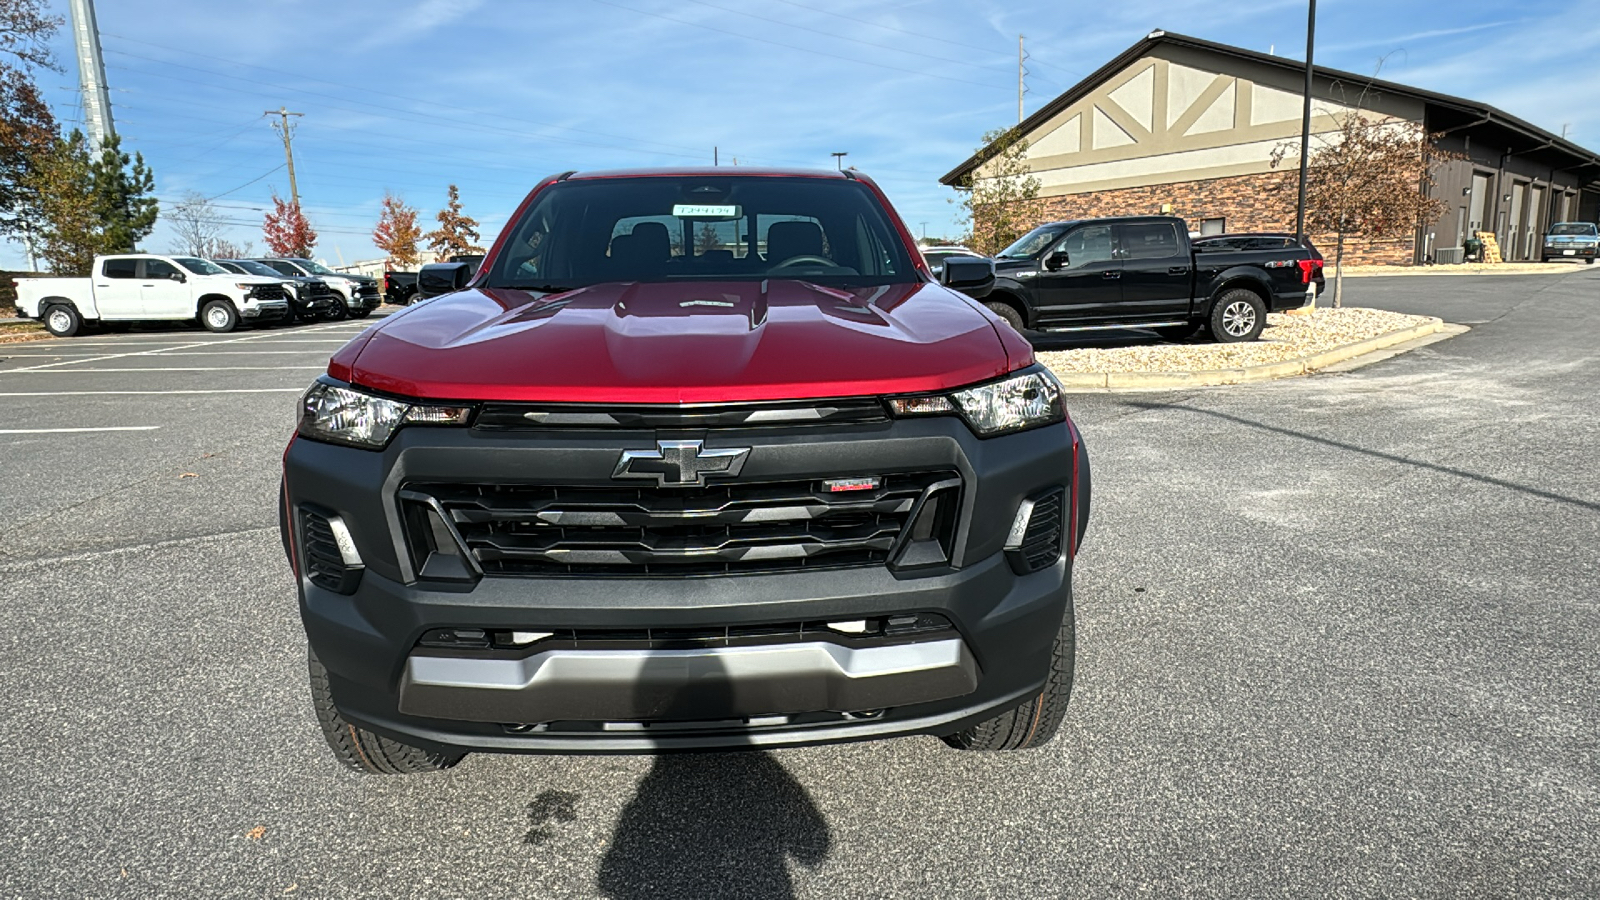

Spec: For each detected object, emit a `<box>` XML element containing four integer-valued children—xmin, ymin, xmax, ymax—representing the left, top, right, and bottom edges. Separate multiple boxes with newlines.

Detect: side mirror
<box><xmin>170</xmin><ymin>271</ymin><xmax>187</xmax><ymax>282</ymax></box>
<box><xmin>939</xmin><ymin>256</ymin><xmax>994</xmax><ymax>297</ymax></box>
<box><xmin>1045</xmin><ymin>251</ymin><xmax>1069</xmax><ymax>270</ymax></box>
<box><xmin>418</xmin><ymin>262</ymin><xmax>472</xmax><ymax>296</ymax></box>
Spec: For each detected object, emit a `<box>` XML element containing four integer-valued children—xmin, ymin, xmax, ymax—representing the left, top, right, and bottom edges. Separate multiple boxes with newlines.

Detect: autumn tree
<box><xmin>1274</xmin><ymin>113</ymin><xmax>1461</xmax><ymax>306</ymax></box>
<box><xmin>372</xmin><ymin>191</ymin><xmax>422</xmax><ymax>267</ymax></box>
<box><xmin>24</xmin><ymin>129</ymin><xmax>96</xmax><ymax>273</ymax></box>
<box><xmin>694</xmin><ymin>221</ymin><xmax>721</xmax><ymax>255</ymax></box>
<box><xmin>953</xmin><ymin>126</ymin><xmax>1043</xmax><ymax>256</ymax></box>
<box><xmin>263</xmin><ymin>192</ymin><xmax>317</xmax><ymax>257</ymax></box>
<box><xmin>425</xmin><ymin>184</ymin><xmax>483</xmax><ymax>260</ymax></box>
<box><xmin>0</xmin><ymin>0</ymin><xmax>60</xmax><ymax>240</ymax></box>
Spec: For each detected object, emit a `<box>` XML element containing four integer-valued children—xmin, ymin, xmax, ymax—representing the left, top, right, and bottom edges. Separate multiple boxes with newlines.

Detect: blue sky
<box><xmin>13</xmin><ymin>0</ymin><xmax>1599</xmax><ymax>268</ymax></box>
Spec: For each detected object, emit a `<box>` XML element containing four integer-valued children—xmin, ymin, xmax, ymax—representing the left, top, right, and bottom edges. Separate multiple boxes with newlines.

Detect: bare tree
<box><xmin>167</xmin><ymin>190</ymin><xmax>225</xmax><ymax>256</ymax></box>
<box><xmin>953</xmin><ymin>126</ymin><xmax>1043</xmax><ymax>256</ymax></box>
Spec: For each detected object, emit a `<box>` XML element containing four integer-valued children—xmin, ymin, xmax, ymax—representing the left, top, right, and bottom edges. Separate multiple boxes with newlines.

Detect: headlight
<box><xmin>235</xmin><ymin>282</ymin><xmax>260</xmax><ymax>291</ymax></box>
<box><xmin>298</xmin><ymin>381</ymin><xmax>472</xmax><ymax>449</ymax></box>
<box><xmin>887</xmin><ymin>368</ymin><xmax>1065</xmax><ymax>437</ymax></box>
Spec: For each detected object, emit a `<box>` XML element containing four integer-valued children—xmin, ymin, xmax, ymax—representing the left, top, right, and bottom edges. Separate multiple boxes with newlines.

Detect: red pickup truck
<box><xmin>281</xmin><ymin>168</ymin><xmax>1089</xmax><ymax>772</ymax></box>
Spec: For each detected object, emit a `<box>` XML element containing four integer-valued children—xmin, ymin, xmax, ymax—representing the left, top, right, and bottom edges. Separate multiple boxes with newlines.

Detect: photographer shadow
<box><xmin>597</xmin><ymin>651</ymin><xmax>832</xmax><ymax>899</ymax></box>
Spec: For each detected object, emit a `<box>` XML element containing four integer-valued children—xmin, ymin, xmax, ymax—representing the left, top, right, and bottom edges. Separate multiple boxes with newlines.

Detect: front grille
<box><xmin>249</xmin><ymin>284</ymin><xmax>288</xmax><ymax>302</ymax></box>
<box><xmin>415</xmin><ymin>613</ymin><xmax>956</xmax><ymax>652</ymax></box>
<box><xmin>403</xmin><ymin>471</ymin><xmax>958</xmax><ymax>577</ymax></box>
<box><xmin>307</xmin><ymin>281</ymin><xmax>333</xmax><ymax>298</ymax></box>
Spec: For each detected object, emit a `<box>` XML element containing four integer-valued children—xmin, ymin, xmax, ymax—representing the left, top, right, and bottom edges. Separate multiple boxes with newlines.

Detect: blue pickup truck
<box><xmin>1541</xmin><ymin>222</ymin><xmax>1599</xmax><ymax>264</ymax></box>
<box><xmin>973</xmin><ymin>215</ymin><xmax>1325</xmax><ymax>343</ymax></box>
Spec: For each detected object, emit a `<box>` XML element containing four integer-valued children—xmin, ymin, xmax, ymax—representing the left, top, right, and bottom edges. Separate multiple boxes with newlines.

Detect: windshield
<box><xmin>1550</xmin><ymin>223</ymin><xmax>1598</xmax><ymax>235</ymax></box>
<box><xmin>290</xmin><ymin>258</ymin><xmax>337</xmax><ymax>275</ymax></box>
<box><xmin>230</xmin><ymin>260</ymin><xmax>288</xmax><ymax>277</ymax></box>
<box><xmin>174</xmin><ymin>257</ymin><xmax>227</xmax><ymax>276</ymax></box>
<box><xmin>996</xmin><ymin>225</ymin><xmax>1068</xmax><ymax>259</ymax></box>
<box><xmin>482</xmin><ymin>175</ymin><xmax>916</xmax><ymax>291</ymax></box>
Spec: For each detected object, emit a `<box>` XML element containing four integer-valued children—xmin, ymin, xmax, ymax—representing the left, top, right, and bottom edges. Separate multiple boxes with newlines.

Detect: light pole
<box><xmin>831</xmin><ymin>151</ymin><xmax>848</xmax><ymax>171</ymax></box>
<box><xmin>1295</xmin><ymin>0</ymin><xmax>1317</xmax><ymax>245</ymax></box>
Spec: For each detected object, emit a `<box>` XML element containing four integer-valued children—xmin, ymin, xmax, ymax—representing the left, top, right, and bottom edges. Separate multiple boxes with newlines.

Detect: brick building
<box><xmin>941</xmin><ymin>31</ymin><xmax>1600</xmax><ymax>265</ymax></box>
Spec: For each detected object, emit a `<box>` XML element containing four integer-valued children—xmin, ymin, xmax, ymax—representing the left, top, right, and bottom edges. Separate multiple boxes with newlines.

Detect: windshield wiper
<box><xmin>495</xmin><ymin>283</ymin><xmax>576</xmax><ymax>293</ymax></box>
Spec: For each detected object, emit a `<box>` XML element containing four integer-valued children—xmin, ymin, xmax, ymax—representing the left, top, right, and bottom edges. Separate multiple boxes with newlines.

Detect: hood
<box><xmin>342</xmin><ymin>280</ymin><xmax>1028</xmax><ymax>403</ymax></box>
<box><xmin>221</xmin><ymin>275</ymin><xmax>283</xmax><ymax>285</ymax></box>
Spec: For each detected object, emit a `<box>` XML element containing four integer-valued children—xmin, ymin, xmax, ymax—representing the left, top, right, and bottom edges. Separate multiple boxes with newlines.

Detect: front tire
<box><xmin>308</xmin><ymin>649</ymin><xmax>464</xmax><ymax>775</ymax></box>
<box><xmin>943</xmin><ymin>590</ymin><xmax>1074</xmax><ymax>751</ymax></box>
<box><xmin>985</xmin><ymin>300</ymin><xmax>1026</xmax><ymax>332</ymax></box>
<box><xmin>42</xmin><ymin>304</ymin><xmax>82</xmax><ymax>337</ymax></box>
<box><xmin>1208</xmin><ymin>289</ymin><xmax>1266</xmax><ymax>342</ymax></box>
<box><xmin>200</xmin><ymin>299</ymin><xmax>238</xmax><ymax>333</ymax></box>
<box><xmin>323</xmin><ymin>298</ymin><xmax>349</xmax><ymax>321</ymax></box>
<box><xmin>349</xmin><ymin>307</ymin><xmax>371</xmax><ymax>319</ymax></box>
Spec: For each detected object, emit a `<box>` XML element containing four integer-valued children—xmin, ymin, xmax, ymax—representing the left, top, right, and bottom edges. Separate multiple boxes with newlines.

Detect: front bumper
<box><xmin>1543</xmin><ymin>244</ymin><xmax>1598</xmax><ymax>259</ymax></box>
<box><xmin>283</xmin><ymin>413</ymin><xmax>1088</xmax><ymax>753</ymax></box>
<box><xmin>242</xmin><ymin>301</ymin><xmax>290</xmax><ymax>320</ymax></box>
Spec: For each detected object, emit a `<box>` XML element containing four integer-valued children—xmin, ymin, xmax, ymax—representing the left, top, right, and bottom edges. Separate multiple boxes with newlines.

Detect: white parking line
<box><xmin>3</xmin><ymin>321</ymin><xmax>357</xmax><ymax>372</ymax></box>
<box><xmin>0</xmin><ymin>388</ymin><xmax>305</xmax><ymax>396</ymax></box>
<box><xmin>0</xmin><ymin>426</ymin><xmax>162</xmax><ymax>434</ymax></box>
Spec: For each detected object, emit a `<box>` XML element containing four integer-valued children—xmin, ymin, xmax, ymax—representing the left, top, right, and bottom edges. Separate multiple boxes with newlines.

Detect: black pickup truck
<box><xmin>974</xmin><ymin>216</ymin><xmax>1323</xmax><ymax>342</ymax></box>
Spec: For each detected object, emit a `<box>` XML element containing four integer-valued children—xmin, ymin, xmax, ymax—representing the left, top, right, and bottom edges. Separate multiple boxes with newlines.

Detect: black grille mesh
<box><xmin>1017</xmin><ymin>489</ymin><xmax>1064</xmax><ymax>572</ymax></box>
<box><xmin>405</xmin><ymin>472</ymin><xmax>958</xmax><ymax>577</ymax></box>
<box><xmin>300</xmin><ymin>508</ymin><xmax>354</xmax><ymax>592</ymax></box>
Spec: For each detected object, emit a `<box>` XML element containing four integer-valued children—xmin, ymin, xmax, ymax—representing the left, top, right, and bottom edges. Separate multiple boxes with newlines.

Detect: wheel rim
<box><xmin>1222</xmin><ymin>300</ymin><xmax>1257</xmax><ymax>337</ymax></box>
<box><xmin>207</xmin><ymin>307</ymin><xmax>230</xmax><ymax>329</ymax></box>
<box><xmin>47</xmin><ymin>310</ymin><xmax>70</xmax><ymax>332</ymax></box>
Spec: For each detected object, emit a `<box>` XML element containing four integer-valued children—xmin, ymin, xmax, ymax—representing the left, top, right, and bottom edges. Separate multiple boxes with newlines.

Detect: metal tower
<box><xmin>68</xmin><ymin>0</ymin><xmax>116</xmax><ymax>148</ymax></box>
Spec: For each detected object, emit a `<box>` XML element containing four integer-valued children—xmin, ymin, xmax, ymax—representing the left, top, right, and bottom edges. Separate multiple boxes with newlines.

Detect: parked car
<box><xmin>383</xmin><ymin>270</ymin><xmax>419</xmax><ymax>305</ymax></box>
<box><xmin>253</xmin><ymin>258</ymin><xmax>382</xmax><ymax>319</ymax></box>
<box><xmin>410</xmin><ymin>254</ymin><xmax>484</xmax><ymax>303</ymax></box>
<box><xmin>281</xmin><ymin>167</ymin><xmax>1090</xmax><ymax>772</ymax></box>
<box><xmin>1541</xmin><ymin>222</ymin><xmax>1599</xmax><ymax>263</ymax></box>
<box><xmin>215</xmin><ymin>258</ymin><xmax>336</xmax><ymax>322</ymax></box>
<box><xmin>974</xmin><ymin>216</ymin><xmax>1323</xmax><ymax>342</ymax></box>
<box><xmin>14</xmin><ymin>254</ymin><xmax>290</xmax><ymax>336</ymax></box>
<box><xmin>920</xmin><ymin>244</ymin><xmax>981</xmax><ymax>279</ymax></box>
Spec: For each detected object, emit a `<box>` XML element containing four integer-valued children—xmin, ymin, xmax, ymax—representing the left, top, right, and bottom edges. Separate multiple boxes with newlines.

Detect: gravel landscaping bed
<box><xmin>1038</xmin><ymin>307</ymin><xmax>1432</xmax><ymax>375</ymax></box>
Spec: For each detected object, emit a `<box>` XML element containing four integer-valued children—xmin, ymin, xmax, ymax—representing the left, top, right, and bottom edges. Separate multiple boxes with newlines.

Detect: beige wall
<box><xmin>977</xmin><ymin>46</ymin><xmax>1426</xmax><ymax>198</ymax></box>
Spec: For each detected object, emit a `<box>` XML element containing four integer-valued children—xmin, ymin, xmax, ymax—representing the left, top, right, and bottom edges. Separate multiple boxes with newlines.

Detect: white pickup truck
<box><xmin>14</xmin><ymin>254</ymin><xmax>293</xmax><ymax>337</ymax></box>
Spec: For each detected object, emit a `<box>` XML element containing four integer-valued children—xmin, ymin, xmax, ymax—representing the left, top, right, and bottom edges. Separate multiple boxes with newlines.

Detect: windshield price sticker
<box><xmin>672</xmin><ymin>204</ymin><xmax>740</xmax><ymax>218</ymax></box>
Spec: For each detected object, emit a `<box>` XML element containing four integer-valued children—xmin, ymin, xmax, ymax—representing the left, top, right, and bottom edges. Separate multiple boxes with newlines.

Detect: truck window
<box><xmin>1118</xmin><ymin>223</ymin><xmax>1181</xmax><ymax>259</ymax></box>
<box><xmin>102</xmin><ymin>258</ymin><xmax>137</xmax><ymax>279</ymax></box>
<box><xmin>485</xmin><ymin>176</ymin><xmax>914</xmax><ymax>290</ymax></box>
<box><xmin>143</xmin><ymin>259</ymin><xmax>180</xmax><ymax>280</ymax></box>
<box><xmin>1056</xmin><ymin>225</ymin><xmax>1115</xmax><ymax>266</ymax></box>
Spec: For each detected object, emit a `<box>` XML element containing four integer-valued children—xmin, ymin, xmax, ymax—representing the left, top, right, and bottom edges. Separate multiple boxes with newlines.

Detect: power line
<box><xmin>100</xmin><ymin>33</ymin><xmax>715</xmax><ymax>158</ymax></box>
<box><xmin>583</xmin><ymin>0</ymin><xmax>1005</xmax><ymax>91</ymax></box>
<box><xmin>767</xmin><ymin>0</ymin><xmax>1007</xmax><ymax>54</ymax></box>
<box><xmin>678</xmin><ymin>0</ymin><xmax>1004</xmax><ymax>71</ymax></box>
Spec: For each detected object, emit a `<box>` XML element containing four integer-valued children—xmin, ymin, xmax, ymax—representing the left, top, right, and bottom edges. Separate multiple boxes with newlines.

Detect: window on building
<box><xmin>1199</xmin><ymin>217</ymin><xmax>1226</xmax><ymax>236</ymax></box>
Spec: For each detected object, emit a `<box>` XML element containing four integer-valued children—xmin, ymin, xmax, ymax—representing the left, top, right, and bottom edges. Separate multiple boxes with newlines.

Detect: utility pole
<box><xmin>831</xmin><ymin>151</ymin><xmax>848</xmax><ymax>171</ymax></box>
<box><xmin>265</xmin><ymin>106</ymin><xmax>304</xmax><ymax>208</ymax></box>
<box><xmin>1017</xmin><ymin>35</ymin><xmax>1026</xmax><ymax>124</ymax></box>
<box><xmin>1294</xmin><ymin>0</ymin><xmax>1317</xmax><ymax>246</ymax></box>
<box><xmin>68</xmin><ymin>0</ymin><xmax>116</xmax><ymax>149</ymax></box>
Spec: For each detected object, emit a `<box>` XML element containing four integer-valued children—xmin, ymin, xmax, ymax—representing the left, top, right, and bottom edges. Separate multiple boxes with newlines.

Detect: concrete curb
<box><xmin>0</xmin><ymin>317</ymin><xmax>26</xmax><ymax>326</ymax></box>
<box><xmin>1052</xmin><ymin>317</ymin><xmax>1447</xmax><ymax>391</ymax></box>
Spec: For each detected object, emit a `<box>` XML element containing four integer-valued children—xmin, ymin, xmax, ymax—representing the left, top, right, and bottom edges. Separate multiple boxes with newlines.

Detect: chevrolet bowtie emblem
<box><xmin>613</xmin><ymin>440</ymin><xmax>750</xmax><ymax>487</ymax></box>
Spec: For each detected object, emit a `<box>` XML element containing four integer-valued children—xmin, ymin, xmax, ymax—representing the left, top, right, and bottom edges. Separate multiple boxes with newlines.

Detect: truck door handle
<box><xmin>1168</xmin><ymin>266</ymin><xmax>1189</xmax><ymax>275</ymax></box>
<box><xmin>1101</xmin><ymin>271</ymin><xmax>1121</xmax><ymax>280</ymax></box>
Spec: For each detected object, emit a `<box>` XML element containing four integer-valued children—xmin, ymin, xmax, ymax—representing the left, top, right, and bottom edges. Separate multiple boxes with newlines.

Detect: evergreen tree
<box><xmin>88</xmin><ymin>135</ymin><xmax>157</xmax><ymax>252</ymax></box>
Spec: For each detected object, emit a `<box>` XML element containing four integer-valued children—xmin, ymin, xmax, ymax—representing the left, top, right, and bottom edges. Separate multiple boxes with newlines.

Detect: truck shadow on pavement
<box><xmin>592</xmin><ymin>651</ymin><xmax>833</xmax><ymax>899</ymax></box>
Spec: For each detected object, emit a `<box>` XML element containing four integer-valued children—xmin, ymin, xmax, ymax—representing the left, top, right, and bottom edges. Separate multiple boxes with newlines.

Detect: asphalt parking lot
<box><xmin>3</xmin><ymin>266</ymin><xmax>1598</xmax><ymax>898</ymax></box>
